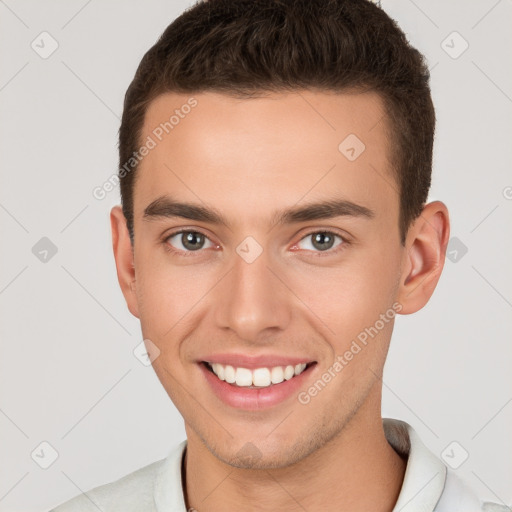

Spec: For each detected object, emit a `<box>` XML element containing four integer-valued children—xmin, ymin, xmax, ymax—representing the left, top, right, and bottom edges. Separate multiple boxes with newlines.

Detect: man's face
<box><xmin>128</xmin><ymin>90</ymin><xmax>406</xmax><ymax>468</ymax></box>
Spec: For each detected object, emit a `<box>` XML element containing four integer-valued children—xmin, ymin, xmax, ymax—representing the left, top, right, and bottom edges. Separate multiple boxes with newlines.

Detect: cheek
<box><xmin>134</xmin><ymin>248</ymin><xmax>221</xmax><ymax>345</ymax></box>
<box><xmin>284</xmin><ymin>246</ymin><xmax>400</xmax><ymax>348</ymax></box>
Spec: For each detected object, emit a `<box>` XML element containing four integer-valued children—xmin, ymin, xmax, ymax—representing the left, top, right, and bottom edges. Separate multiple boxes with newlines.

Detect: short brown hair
<box><xmin>119</xmin><ymin>0</ymin><xmax>434</xmax><ymax>244</ymax></box>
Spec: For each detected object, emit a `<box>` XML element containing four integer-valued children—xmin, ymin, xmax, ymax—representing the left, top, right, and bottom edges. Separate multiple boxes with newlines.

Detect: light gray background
<box><xmin>0</xmin><ymin>0</ymin><xmax>511</xmax><ymax>510</ymax></box>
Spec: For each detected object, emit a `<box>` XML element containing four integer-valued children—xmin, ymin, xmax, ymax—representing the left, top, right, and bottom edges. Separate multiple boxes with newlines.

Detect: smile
<box><xmin>204</xmin><ymin>361</ymin><xmax>310</xmax><ymax>388</ymax></box>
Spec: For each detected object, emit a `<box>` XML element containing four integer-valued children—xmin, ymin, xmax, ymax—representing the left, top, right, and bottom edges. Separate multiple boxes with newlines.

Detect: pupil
<box><xmin>183</xmin><ymin>232</ymin><xmax>204</xmax><ymax>251</ymax></box>
<box><xmin>312</xmin><ymin>232</ymin><xmax>334</xmax><ymax>251</ymax></box>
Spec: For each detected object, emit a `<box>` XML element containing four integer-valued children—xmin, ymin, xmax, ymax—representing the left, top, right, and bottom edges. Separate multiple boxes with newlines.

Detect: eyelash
<box><xmin>162</xmin><ymin>229</ymin><xmax>349</xmax><ymax>258</ymax></box>
<box><xmin>162</xmin><ymin>229</ymin><xmax>217</xmax><ymax>258</ymax></box>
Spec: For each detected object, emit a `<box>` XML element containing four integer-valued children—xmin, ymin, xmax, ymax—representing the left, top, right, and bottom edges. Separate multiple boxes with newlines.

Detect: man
<box><xmin>50</xmin><ymin>0</ymin><xmax>507</xmax><ymax>510</ymax></box>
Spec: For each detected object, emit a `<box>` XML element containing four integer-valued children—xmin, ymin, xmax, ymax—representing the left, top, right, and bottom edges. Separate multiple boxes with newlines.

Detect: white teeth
<box><xmin>212</xmin><ymin>363</ymin><xmax>225</xmax><ymax>381</ymax></box>
<box><xmin>224</xmin><ymin>365</ymin><xmax>236</xmax><ymax>383</ymax></box>
<box><xmin>235</xmin><ymin>367</ymin><xmax>253</xmax><ymax>387</ymax></box>
<box><xmin>209</xmin><ymin>361</ymin><xmax>309</xmax><ymax>388</ymax></box>
<box><xmin>295</xmin><ymin>363</ymin><xmax>307</xmax><ymax>375</ymax></box>
<box><xmin>284</xmin><ymin>365</ymin><xmax>295</xmax><ymax>380</ymax></box>
<box><xmin>270</xmin><ymin>366</ymin><xmax>284</xmax><ymax>384</ymax></box>
<box><xmin>253</xmin><ymin>368</ymin><xmax>271</xmax><ymax>387</ymax></box>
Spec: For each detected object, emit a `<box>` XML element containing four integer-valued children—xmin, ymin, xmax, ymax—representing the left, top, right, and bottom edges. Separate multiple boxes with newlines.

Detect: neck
<box><xmin>183</xmin><ymin>389</ymin><xmax>406</xmax><ymax>512</ymax></box>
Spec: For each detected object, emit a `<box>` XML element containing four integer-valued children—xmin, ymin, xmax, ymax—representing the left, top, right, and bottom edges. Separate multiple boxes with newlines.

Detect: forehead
<box><xmin>134</xmin><ymin>90</ymin><xmax>396</xmax><ymax>226</ymax></box>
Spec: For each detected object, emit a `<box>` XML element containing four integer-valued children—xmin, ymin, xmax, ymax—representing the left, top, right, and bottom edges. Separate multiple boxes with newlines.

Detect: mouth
<box><xmin>199</xmin><ymin>358</ymin><xmax>317</xmax><ymax>410</ymax></box>
<box><xmin>202</xmin><ymin>361</ymin><xmax>315</xmax><ymax>388</ymax></box>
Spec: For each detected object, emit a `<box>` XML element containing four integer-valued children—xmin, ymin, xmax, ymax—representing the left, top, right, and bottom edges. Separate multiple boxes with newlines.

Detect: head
<box><xmin>111</xmin><ymin>0</ymin><xmax>449</xmax><ymax>469</ymax></box>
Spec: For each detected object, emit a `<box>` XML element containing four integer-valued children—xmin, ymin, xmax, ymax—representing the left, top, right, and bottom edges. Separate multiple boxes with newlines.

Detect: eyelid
<box><xmin>290</xmin><ymin>229</ymin><xmax>348</xmax><ymax>255</ymax></box>
<box><xmin>162</xmin><ymin>228</ymin><xmax>220</xmax><ymax>254</ymax></box>
<box><xmin>162</xmin><ymin>227</ymin><xmax>351</xmax><ymax>256</ymax></box>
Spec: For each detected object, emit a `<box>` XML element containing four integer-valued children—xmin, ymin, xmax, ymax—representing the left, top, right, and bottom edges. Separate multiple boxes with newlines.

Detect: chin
<box><xmin>218</xmin><ymin>447</ymin><xmax>302</xmax><ymax>470</ymax></box>
<box><xmin>203</xmin><ymin>429</ymin><xmax>326</xmax><ymax>470</ymax></box>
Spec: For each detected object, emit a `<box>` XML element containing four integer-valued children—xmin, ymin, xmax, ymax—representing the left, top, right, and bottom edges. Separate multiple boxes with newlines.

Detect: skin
<box><xmin>111</xmin><ymin>90</ymin><xmax>450</xmax><ymax>512</ymax></box>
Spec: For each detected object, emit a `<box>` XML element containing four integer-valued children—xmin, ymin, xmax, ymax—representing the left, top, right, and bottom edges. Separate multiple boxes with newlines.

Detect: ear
<box><xmin>396</xmin><ymin>201</ymin><xmax>450</xmax><ymax>315</ymax></box>
<box><xmin>110</xmin><ymin>205</ymin><xmax>140</xmax><ymax>319</ymax></box>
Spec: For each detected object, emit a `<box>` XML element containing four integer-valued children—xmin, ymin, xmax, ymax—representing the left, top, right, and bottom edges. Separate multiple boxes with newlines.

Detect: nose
<box><xmin>212</xmin><ymin>247</ymin><xmax>292</xmax><ymax>343</ymax></box>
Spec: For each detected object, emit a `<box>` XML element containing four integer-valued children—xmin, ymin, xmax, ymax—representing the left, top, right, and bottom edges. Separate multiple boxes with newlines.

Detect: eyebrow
<box><xmin>143</xmin><ymin>195</ymin><xmax>375</xmax><ymax>227</ymax></box>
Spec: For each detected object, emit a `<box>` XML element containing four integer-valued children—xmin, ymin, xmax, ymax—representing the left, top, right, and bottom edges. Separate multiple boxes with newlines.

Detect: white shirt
<box><xmin>49</xmin><ymin>418</ymin><xmax>508</xmax><ymax>512</ymax></box>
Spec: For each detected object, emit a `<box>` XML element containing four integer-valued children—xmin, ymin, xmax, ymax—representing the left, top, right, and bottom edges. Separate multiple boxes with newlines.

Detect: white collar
<box><xmin>152</xmin><ymin>418</ymin><xmax>448</xmax><ymax>511</ymax></box>
<box><xmin>384</xmin><ymin>418</ymin><xmax>447</xmax><ymax>511</ymax></box>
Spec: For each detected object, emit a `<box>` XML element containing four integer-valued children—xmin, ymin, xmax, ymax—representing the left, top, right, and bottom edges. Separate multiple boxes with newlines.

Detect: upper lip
<box><xmin>199</xmin><ymin>353</ymin><xmax>316</xmax><ymax>369</ymax></box>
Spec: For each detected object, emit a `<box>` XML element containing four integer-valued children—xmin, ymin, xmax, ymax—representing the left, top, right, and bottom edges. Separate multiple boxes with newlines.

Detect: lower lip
<box><xmin>199</xmin><ymin>362</ymin><xmax>315</xmax><ymax>410</ymax></box>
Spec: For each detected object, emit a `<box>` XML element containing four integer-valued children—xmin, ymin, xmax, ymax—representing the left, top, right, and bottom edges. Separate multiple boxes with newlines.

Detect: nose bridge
<box><xmin>213</xmin><ymin>245</ymin><xmax>291</xmax><ymax>341</ymax></box>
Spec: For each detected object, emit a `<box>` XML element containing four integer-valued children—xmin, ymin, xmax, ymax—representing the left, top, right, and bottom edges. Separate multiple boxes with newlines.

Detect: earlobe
<box><xmin>397</xmin><ymin>201</ymin><xmax>450</xmax><ymax>315</ymax></box>
<box><xmin>110</xmin><ymin>205</ymin><xmax>140</xmax><ymax>319</ymax></box>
